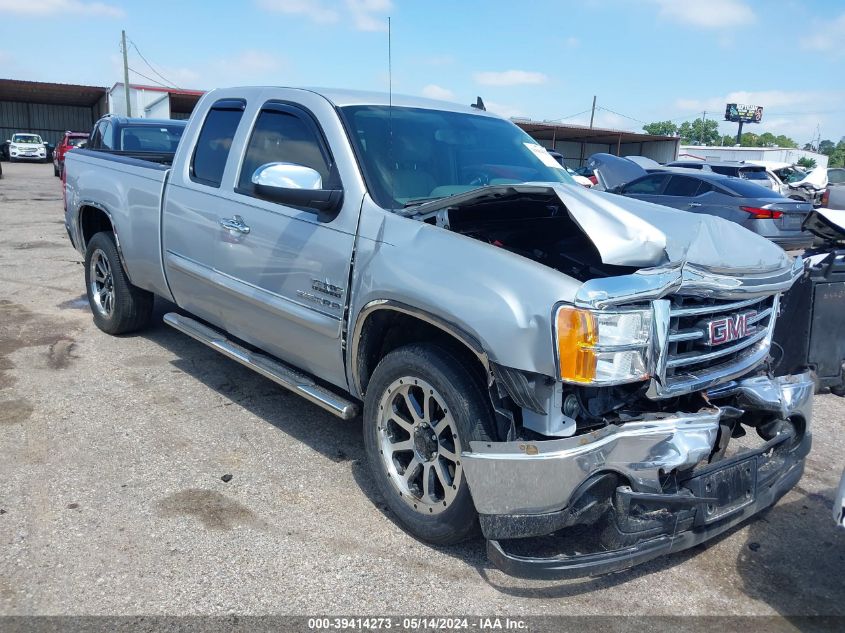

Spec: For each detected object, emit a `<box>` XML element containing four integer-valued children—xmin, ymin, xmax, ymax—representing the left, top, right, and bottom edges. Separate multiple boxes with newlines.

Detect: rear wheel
<box><xmin>363</xmin><ymin>343</ymin><xmax>494</xmax><ymax>545</ymax></box>
<box><xmin>84</xmin><ymin>231</ymin><xmax>154</xmax><ymax>334</ymax></box>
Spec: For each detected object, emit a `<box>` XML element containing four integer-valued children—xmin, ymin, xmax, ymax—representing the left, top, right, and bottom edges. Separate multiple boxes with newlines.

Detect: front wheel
<box><xmin>363</xmin><ymin>343</ymin><xmax>494</xmax><ymax>545</ymax></box>
<box><xmin>84</xmin><ymin>231</ymin><xmax>154</xmax><ymax>334</ymax></box>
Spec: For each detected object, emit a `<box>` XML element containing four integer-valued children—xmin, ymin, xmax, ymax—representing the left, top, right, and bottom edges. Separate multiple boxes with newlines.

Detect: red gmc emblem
<box><xmin>705</xmin><ymin>311</ymin><xmax>756</xmax><ymax>346</ymax></box>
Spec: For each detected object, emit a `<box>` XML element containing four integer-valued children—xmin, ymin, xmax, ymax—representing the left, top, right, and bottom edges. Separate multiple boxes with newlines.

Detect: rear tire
<box><xmin>84</xmin><ymin>231</ymin><xmax>154</xmax><ymax>334</ymax></box>
<box><xmin>363</xmin><ymin>343</ymin><xmax>495</xmax><ymax>545</ymax></box>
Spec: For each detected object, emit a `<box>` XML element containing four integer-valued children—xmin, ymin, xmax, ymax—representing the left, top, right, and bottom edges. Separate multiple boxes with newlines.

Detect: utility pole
<box><xmin>121</xmin><ymin>30</ymin><xmax>132</xmax><ymax>117</ymax></box>
<box><xmin>701</xmin><ymin>110</ymin><xmax>707</xmax><ymax>144</ymax></box>
<box><xmin>588</xmin><ymin>95</ymin><xmax>596</xmax><ymax>129</ymax></box>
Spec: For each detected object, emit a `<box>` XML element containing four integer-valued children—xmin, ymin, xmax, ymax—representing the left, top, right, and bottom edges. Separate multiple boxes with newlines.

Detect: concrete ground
<box><xmin>0</xmin><ymin>160</ymin><xmax>843</xmax><ymax>618</ymax></box>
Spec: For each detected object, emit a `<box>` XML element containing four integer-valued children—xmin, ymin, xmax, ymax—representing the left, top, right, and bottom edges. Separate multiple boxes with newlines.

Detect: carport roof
<box><xmin>514</xmin><ymin>119</ymin><xmax>679</xmax><ymax>145</ymax></box>
<box><xmin>0</xmin><ymin>78</ymin><xmax>107</xmax><ymax>106</ymax></box>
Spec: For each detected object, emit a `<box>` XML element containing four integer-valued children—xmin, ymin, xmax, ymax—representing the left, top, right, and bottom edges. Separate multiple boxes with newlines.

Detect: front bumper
<box><xmin>462</xmin><ymin>371</ymin><xmax>814</xmax><ymax>579</ymax></box>
<box><xmin>11</xmin><ymin>153</ymin><xmax>46</xmax><ymax>161</ymax></box>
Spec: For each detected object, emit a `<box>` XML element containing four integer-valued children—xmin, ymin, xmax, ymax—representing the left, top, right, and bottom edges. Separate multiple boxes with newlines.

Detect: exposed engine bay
<box><xmin>422</xmin><ymin>192</ymin><xmax>638</xmax><ymax>281</ymax></box>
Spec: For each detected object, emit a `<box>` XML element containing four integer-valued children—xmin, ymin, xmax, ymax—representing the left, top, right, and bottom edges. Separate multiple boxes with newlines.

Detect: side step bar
<box><xmin>163</xmin><ymin>312</ymin><xmax>359</xmax><ymax>420</ymax></box>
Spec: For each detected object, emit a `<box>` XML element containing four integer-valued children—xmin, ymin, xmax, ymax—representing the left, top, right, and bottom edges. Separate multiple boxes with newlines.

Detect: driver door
<box><xmin>212</xmin><ymin>101</ymin><xmax>356</xmax><ymax>386</ymax></box>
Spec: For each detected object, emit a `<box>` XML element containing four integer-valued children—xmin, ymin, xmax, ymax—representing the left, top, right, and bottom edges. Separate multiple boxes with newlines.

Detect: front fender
<box><xmin>347</xmin><ymin>202</ymin><xmax>582</xmax><ymax>391</ymax></box>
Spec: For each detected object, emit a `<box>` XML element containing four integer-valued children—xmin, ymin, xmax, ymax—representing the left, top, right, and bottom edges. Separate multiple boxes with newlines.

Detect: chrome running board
<box><xmin>163</xmin><ymin>312</ymin><xmax>359</xmax><ymax>420</ymax></box>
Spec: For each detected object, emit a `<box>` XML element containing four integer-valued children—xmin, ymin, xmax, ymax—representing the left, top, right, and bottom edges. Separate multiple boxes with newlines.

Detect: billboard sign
<box><xmin>725</xmin><ymin>103</ymin><xmax>763</xmax><ymax>123</ymax></box>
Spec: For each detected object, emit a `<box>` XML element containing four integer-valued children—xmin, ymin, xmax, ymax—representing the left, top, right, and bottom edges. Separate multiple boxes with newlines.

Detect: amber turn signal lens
<box><xmin>556</xmin><ymin>307</ymin><xmax>598</xmax><ymax>383</ymax></box>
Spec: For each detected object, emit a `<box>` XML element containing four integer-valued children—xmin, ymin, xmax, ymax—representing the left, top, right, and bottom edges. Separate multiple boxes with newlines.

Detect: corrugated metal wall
<box><xmin>0</xmin><ymin>100</ymin><xmax>104</xmax><ymax>145</ymax></box>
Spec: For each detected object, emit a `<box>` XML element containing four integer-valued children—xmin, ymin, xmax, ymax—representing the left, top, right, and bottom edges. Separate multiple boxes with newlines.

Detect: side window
<box><xmin>623</xmin><ymin>174</ymin><xmax>667</xmax><ymax>194</ymax></box>
<box><xmin>237</xmin><ymin>106</ymin><xmax>332</xmax><ymax>193</ymax></box>
<box><xmin>89</xmin><ymin>122</ymin><xmax>104</xmax><ymax>149</ymax></box>
<box><xmin>696</xmin><ymin>181</ymin><xmax>714</xmax><ymax>195</ymax></box>
<box><xmin>100</xmin><ymin>121</ymin><xmax>114</xmax><ymax>150</ymax></box>
<box><xmin>190</xmin><ymin>100</ymin><xmax>245</xmax><ymax>187</ymax></box>
<box><xmin>709</xmin><ymin>166</ymin><xmax>735</xmax><ymax>177</ymax></box>
<box><xmin>829</xmin><ymin>169</ymin><xmax>845</xmax><ymax>185</ymax></box>
<box><xmin>664</xmin><ymin>175</ymin><xmax>702</xmax><ymax>197</ymax></box>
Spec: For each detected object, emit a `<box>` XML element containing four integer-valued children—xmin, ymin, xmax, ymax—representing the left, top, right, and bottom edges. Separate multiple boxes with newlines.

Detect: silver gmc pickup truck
<box><xmin>64</xmin><ymin>87</ymin><xmax>813</xmax><ymax>579</ymax></box>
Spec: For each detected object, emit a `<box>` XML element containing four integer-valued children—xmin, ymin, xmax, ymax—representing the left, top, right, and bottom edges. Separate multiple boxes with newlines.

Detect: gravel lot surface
<box><xmin>0</xmin><ymin>161</ymin><xmax>843</xmax><ymax>620</ymax></box>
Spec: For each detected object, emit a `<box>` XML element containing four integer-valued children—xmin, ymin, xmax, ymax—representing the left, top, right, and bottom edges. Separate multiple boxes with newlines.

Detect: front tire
<box><xmin>363</xmin><ymin>343</ymin><xmax>494</xmax><ymax>545</ymax></box>
<box><xmin>84</xmin><ymin>231</ymin><xmax>154</xmax><ymax>334</ymax></box>
<box><xmin>53</xmin><ymin>163</ymin><xmax>60</xmax><ymax>177</ymax></box>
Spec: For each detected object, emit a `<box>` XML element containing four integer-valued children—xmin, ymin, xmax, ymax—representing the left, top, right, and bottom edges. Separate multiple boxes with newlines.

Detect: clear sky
<box><xmin>1</xmin><ymin>0</ymin><xmax>843</xmax><ymax>144</ymax></box>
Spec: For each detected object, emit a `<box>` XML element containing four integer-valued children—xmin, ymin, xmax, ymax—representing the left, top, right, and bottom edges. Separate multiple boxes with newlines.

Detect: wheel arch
<box><xmin>350</xmin><ymin>300</ymin><xmax>491</xmax><ymax>399</ymax></box>
<box><xmin>77</xmin><ymin>202</ymin><xmax>132</xmax><ymax>282</ymax></box>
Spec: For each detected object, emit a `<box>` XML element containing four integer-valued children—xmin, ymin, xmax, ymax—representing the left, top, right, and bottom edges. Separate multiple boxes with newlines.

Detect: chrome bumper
<box><xmin>462</xmin><ymin>371</ymin><xmax>814</xmax><ymax>517</ymax></box>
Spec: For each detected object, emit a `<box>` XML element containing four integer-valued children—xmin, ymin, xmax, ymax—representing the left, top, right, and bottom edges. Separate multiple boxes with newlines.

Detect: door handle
<box><xmin>219</xmin><ymin>215</ymin><xmax>250</xmax><ymax>234</ymax></box>
<box><xmin>687</xmin><ymin>202</ymin><xmax>702</xmax><ymax>208</ymax></box>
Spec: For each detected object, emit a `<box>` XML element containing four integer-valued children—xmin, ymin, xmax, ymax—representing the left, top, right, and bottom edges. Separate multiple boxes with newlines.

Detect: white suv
<box><xmin>7</xmin><ymin>133</ymin><xmax>47</xmax><ymax>162</ymax></box>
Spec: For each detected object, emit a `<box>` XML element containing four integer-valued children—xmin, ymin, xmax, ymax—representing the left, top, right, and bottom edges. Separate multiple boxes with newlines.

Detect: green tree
<box><xmin>797</xmin><ymin>157</ymin><xmax>817</xmax><ymax>169</ymax></box>
<box><xmin>678</xmin><ymin>118</ymin><xmax>720</xmax><ymax>145</ymax></box>
<box><xmin>721</xmin><ymin>134</ymin><xmax>737</xmax><ymax>146</ymax></box>
<box><xmin>642</xmin><ymin>121</ymin><xmax>678</xmax><ymax>136</ymax></box>
<box><xmin>757</xmin><ymin>132</ymin><xmax>777</xmax><ymax>147</ymax></box>
<box><xmin>774</xmin><ymin>135</ymin><xmax>797</xmax><ymax>149</ymax></box>
<box><xmin>740</xmin><ymin>132</ymin><xmax>759</xmax><ymax>147</ymax></box>
<box><xmin>819</xmin><ymin>139</ymin><xmax>835</xmax><ymax>155</ymax></box>
<box><xmin>829</xmin><ymin>140</ymin><xmax>845</xmax><ymax>168</ymax></box>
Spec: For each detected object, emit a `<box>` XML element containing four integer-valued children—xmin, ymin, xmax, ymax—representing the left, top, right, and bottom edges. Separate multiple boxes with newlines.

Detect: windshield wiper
<box><xmin>402</xmin><ymin>196</ymin><xmax>444</xmax><ymax>208</ymax></box>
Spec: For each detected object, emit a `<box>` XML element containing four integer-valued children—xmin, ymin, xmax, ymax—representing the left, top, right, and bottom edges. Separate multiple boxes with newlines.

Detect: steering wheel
<box><xmin>466</xmin><ymin>172</ymin><xmax>490</xmax><ymax>187</ymax></box>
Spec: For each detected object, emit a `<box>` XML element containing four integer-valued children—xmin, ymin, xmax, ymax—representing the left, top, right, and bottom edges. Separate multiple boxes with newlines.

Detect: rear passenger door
<box><xmin>658</xmin><ymin>176</ymin><xmax>736</xmax><ymax>220</ymax></box>
<box><xmin>650</xmin><ymin>175</ymin><xmax>706</xmax><ymax>211</ymax></box>
<box><xmin>162</xmin><ymin>98</ymin><xmax>246</xmax><ymax>326</ymax></box>
<box><xmin>620</xmin><ymin>173</ymin><xmax>668</xmax><ymax>204</ymax></box>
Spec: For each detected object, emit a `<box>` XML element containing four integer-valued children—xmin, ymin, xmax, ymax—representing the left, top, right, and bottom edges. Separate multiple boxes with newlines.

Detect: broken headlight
<box><xmin>555</xmin><ymin>306</ymin><xmax>651</xmax><ymax>385</ymax></box>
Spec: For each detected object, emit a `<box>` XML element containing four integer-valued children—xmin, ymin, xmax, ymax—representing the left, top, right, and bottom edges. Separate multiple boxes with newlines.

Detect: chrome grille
<box><xmin>660</xmin><ymin>294</ymin><xmax>778</xmax><ymax>391</ymax></box>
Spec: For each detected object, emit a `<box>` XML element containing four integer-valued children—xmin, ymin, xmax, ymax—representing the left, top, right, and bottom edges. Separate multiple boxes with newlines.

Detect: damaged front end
<box><xmin>463</xmin><ymin>371</ymin><xmax>813</xmax><ymax>579</ymax></box>
<box><xmin>409</xmin><ymin>182</ymin><xmax>812</xmax><ymax>578</ymax></box>
<box><xmin>462</xmin><ymin>252</ymin><xmax>810</xmax><ymax>578</ymax></box>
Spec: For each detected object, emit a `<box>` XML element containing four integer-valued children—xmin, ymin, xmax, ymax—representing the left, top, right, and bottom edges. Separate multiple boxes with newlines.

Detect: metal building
<box><xmin>678</xmin><ymin>145</ymin><xmax>828</xmax><ymax>169</ymax></box>
<box><xmin>514</xmin><ymin>119</ymin><xmax>680</xmax><ymax>167</ymax></box>
<box><xmin>0</xmin><ymin>79</ymin><xmax>108</xmax><ymax>145</ymax></box>
<box><xmin>107</xmin><ymin>83</ymin><xmax>204</xmax><ymax>120</ymax></box>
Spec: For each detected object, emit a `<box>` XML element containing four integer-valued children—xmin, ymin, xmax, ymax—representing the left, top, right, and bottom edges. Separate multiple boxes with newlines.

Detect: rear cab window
<box><xmin>120</xmin><ymin>125</ymin><xmax>184</xmax><ymax>152</ymax></box>
<box><xmin>190</xmin><ymin>99</ymin><xmax>246</xmax><ymax>187</ymax></box>
<box><xmin>828</xmin><ymin>169</ymin><xmax>845</xmax><ymax>185</ymax></box>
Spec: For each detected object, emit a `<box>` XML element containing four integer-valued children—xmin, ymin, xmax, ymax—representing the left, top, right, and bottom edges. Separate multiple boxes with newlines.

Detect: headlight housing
<box><xmin>555</xmin><ymin>306</ymin><xmax>652</xmax><ymax>385</ymax></box>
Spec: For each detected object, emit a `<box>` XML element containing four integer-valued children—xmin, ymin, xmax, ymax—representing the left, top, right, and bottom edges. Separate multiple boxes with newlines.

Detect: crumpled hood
<box><xmin>411</xmin><ymin>182</ymin><xmax>791</xmax><ymax>274</ymax></box>
<box><xmin>803</xmin><ymin>208</ymin><xmax>845</xmax><ymax>244</ymax></box>
<box><xmin>790</xmin><ymin>166</ymin><xmax>828</xmax><ymax>190</ymax></box>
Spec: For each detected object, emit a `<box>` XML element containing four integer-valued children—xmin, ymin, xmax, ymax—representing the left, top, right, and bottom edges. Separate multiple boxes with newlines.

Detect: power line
<box><xmin>595</xmin><ymin>105</ymin><xmax>647</xmax><ymax>125</ymax></box>
<box><xmin>548</xmin><ymin>108</ymin><xmax>592</xmax><ymax>122</ymax></box>
<box><xmin>127</xmin><ymin>67</ymin><xmax>172</xmax><ymax>90</ymax></box>
<box><xmin>129</xmin><ymin>38</ymin><xmax>181</xmax><ymax>89</ymax></box>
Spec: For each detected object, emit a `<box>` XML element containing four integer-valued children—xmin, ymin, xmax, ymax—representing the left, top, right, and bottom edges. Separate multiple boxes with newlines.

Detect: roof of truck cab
<box><xmin>105</xmin><ymin>117</ymin><xmax>187</xmax><ymax>126</ymax></box>
<box><xmin>218</xmin><ymin>87</ymin><xmax>500</xmax><ymax>117</ymax></box>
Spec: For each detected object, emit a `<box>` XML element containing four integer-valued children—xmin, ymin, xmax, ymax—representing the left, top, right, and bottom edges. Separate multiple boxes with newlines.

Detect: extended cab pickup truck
<box><xmin>64</xmin><ymin>87</ymin><xmax>814</xmax><ymax>579</ymax></box>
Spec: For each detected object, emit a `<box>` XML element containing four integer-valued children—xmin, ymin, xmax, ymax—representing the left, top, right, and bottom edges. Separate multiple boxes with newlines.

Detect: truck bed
<box><xmin>64</xmin><ymin>148</ymin><xmax>172</xmax><ymax>300</ymax></box>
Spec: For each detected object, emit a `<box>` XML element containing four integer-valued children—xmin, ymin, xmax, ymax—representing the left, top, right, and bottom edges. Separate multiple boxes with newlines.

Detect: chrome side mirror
<box><xmin>252</xmin><ymin>162</ymin><xmax>323</xmax><ymax>190</ymax></box>
<box><xmin>250</xmin><ymin>162</ymin><xmax>342</xmax><ymax>222</ymax></box>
